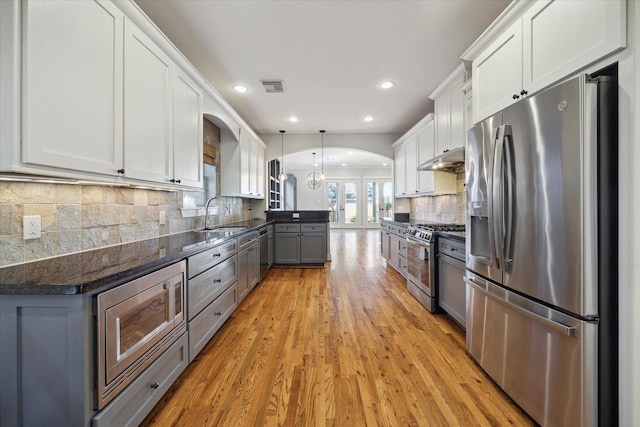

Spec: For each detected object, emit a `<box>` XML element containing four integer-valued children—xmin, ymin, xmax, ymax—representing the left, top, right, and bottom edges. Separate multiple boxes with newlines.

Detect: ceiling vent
<box><xmin>261</xmin><ymin>80</ymin><xmax>285</xmax><ymax>93</ymax></box>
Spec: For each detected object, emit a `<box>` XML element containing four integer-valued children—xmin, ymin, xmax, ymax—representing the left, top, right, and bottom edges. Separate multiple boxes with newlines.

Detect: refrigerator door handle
<box><xmin>502</xmin><ymin>125</ymin><xmax>514</xmax><ymax>271</ymax></box>
<box><xmin>464</xmin><ymin>277</ymin><xmax>578</xmax><ymax>337</ymax></box>
<box><xmin>491</xmin><ymin>125</ymin><xmax>506</xmax><ymax>270</ymax></box>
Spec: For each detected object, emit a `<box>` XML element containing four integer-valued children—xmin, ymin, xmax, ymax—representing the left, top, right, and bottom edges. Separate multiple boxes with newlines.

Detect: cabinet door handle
<box><xmin>512</xmin><ymin>94</ymin><xmax>520</xmax><ymax>100</ymax></box>
<box><xmin>520</xmin><ymin>89</ymin><xmax>528</xmax><ymax>96</ymax></box>
<box><xmin>117</xmin><ymin>168</ymin><xmax>125</xmax><ymax>174</ymax></box>
<box><xmin>150</xmin><ymin>382</ymin><xmax>160</xmax><ymax>389</ymax></box>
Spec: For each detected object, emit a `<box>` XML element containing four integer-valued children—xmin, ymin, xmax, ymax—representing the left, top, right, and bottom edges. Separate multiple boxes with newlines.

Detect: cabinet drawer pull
<box><xmin>213</xmin><ymin>278</ymin><xmax>222</xmax><ymax>283</ymax></box>
<box><xmin>214</xmin><ymin>311</ymin><xmax>222</xmax><ymax>316</ymax></box>
<box><xmin>213</xmin><ymin>253</ymin><xmax>221</xmax><ymax>258</ymax></box>
<box><xmin>150</xmin><ymin>382</ymin><xmax>160</xmax><ymax>389</ymax></box>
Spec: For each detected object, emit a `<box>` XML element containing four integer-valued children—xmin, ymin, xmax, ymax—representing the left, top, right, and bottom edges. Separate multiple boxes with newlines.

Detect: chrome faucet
<box><xmin>204</xmin><ymin>196</ymin><xmax>229</xmax><ymax>230</ymax></box>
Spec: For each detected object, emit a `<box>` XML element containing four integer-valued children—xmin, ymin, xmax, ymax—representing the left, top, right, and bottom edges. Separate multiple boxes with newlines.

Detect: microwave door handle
<box><xmin>491</xmin><ymin>125</ymin><xmax>506</xmax><ymax>270</ymax></box>
<box><xmin>502</xmin><ymin>125</ymin><xmax>514</xmax><ymax>271</ymax></box>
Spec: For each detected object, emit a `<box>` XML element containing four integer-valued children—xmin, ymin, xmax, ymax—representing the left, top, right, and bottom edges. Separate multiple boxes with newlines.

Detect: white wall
<box><xmin>260</xmin><ymin>132</ymin><xmax>400</xmax><ymax>161</ymax></box>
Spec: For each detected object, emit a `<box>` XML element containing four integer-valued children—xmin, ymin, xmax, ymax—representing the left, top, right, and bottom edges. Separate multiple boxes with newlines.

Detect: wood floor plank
<box><xmin>140</xmin><ymin>230</ymin><xmax>533</xmax><ymax>427</ymax></box>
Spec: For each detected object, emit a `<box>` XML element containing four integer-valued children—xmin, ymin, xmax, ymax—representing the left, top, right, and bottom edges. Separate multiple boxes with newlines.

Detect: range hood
<box><xmin>417</xmin><ymin>146</ymin><xmax>465</xmax><ymax>173</ymax></box>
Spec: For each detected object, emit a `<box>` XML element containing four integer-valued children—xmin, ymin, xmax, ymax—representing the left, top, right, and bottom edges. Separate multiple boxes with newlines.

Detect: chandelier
<box><xmin>306</xmin><ymin>152</ymin><xmax>322</xmax><ymax>190</ymax></box>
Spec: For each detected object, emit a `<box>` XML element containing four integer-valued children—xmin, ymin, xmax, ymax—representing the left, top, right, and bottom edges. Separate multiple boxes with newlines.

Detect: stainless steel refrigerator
<box><xmin>465</xmin><ymin>72</ymin><xmax>618</xmax><ymax>426</ymax></box>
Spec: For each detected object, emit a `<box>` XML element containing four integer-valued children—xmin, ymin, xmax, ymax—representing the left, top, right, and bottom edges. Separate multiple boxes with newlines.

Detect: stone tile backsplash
<box><xmin>0</xmin><ymin>182</ymin><xmax>250</xmax><ymax>268</ymax></box>
<box><xmin>410</xmin><ymin>170</ymin><xmax>466</xmax><ymax>224</ymax></box>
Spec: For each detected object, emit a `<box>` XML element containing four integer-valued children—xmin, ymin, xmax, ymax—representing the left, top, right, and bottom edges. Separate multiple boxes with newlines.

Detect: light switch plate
<box><xmin>23</xmin><ymin>215</ymin><xmax>41</xmax><ymax>240</ymax></box>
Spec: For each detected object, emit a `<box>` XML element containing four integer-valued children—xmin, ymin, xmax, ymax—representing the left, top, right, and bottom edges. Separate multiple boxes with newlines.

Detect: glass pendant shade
<box><xmin>278</xmin><ymin>130</ymin><xmax>287</xmax><ymax>181</ymax></box>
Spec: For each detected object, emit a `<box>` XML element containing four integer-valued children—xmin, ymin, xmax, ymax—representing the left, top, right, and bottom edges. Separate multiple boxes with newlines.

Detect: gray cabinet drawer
<box><xmin>93</xmin><ymin>333</ymin><xmax>189</xmax><ymax>427</ymax></box>
<box><xmin>301</xmin><ymin>223</ymin><xmax>326</xmax><ymax>233</ymax></box>
<box><xmin>275</xmin><ymin>223</ymin><xmax>300</xmax><ymax>233</ymax></box>
<box><xmin>188</xmin><ymin>239</ymin><xmax>237</xmax><ymax>279</ymax></box>
<box><xmin>187</xmin><ymin>255</ymin><xmax>237</xmax><ymax>320</ymax></box>
<box><xmin>238</xmin><ymin>231</ymin><xmax>259</xmax><ymax>249</ymax></box>
<box><xmin>438</xmin><ymin>238</ymin><xmax>465</xmax><ymax>260</ymax></box>
<box><xmin>188</xmin><ymin>284</ymin><xmax>237</xmax><ymax>362</ymax></box>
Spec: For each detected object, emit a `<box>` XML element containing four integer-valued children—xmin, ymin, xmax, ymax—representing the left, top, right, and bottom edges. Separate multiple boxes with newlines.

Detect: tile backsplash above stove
<box><xmin>410</xmin><ymin>171</ymin><xmax>465</xmax><ymax>224</ymax></box>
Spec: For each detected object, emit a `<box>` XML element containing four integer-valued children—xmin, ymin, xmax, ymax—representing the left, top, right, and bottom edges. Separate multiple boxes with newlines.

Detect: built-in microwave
<box><xmin>95</xmin><ymin>261</ymin><xmax>186</xmax><ymax>409</ymax></box>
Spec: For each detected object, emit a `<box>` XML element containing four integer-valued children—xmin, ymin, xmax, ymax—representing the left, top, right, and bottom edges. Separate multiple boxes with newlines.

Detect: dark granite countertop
<box><xmin>437</xmin><ymin>231</ymin><xmax>466</xmax><ymax>244</ymax></box>
<box><xmin>0</xmin><ymin>219</ymin><xmax>272</xmax><ymax>296</ymax></box>
<box><xmin>266</xmin><ymin>210</ymin><xmax>330</xmax><ymax>223</ymax></box>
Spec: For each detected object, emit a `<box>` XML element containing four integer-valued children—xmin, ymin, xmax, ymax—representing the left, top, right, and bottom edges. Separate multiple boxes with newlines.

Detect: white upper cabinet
<box><xmin>522</xmin><ymin>0</ymin><xmax>626</xmax><ymax>92</ymax></box>
<box><xmin>472</xmin><ymin>19</ymin><xmax>523</xmax><ymax>122</ymax></box>
<box><xmin>173</xmin><ymin>68</ymin><xmax>203</xmax><ymax>188</ymax></box>
<box><xmin>393</xmin><ymin>143</ymin><xmax>407</xmax><ymax>197</ymax></box>
<box><xmin>123</xmin><ymin>19</ymin><xmax>174</xmax><ymax>184</ymax></box>
<box><xmin>220</xmin><ymin>129</ymin><xmax>266</xmax><ymax>199</ymax></box>
<box><xmin>2</xmin><ymin>0</ymin><xmax>254</xmax><ymax>190</ymax></box>
<box><xmin>430</xmin><ymin>64</ymin><xmax>467</xmax><ymax>155</ymax></box>
<box><xmin>467</xmin><ymin>0</ymin><xmax>625</xmax><ymax>122</ymax></box>
<box><xmin>393</xmin><ymin>114</ymin><xmax>456</xmax><ymax>198</ymax></box>
<box><xmin>404</xmin><ymin>134</ymin><xmax>418</xmax><ymax>195</ymax></box>
<box><xmin>416</xmin><ymin>121</ymin><xmax>435</xmax><ymax>194</ymax></box>
<box><xmin>21</xmin><ymin>0</ymin><xmax>124</xmax><ymax>176</ymax></box>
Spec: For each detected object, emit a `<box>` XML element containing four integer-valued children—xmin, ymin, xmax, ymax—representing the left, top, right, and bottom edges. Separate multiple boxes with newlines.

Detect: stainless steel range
<box><xmin>406</xmin><ymin>224</ymin><xmax>465</xmax><ymax>312</ymax></box>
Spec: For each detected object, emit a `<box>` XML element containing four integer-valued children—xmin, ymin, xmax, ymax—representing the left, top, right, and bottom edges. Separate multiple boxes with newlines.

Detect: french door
<box><xmin>326</xmin><ymin>179</ymin><xmax>359</xmax><ymax>229</ymax></box>
<box><xmin>365</xmin><ymin>179</ymin><xmax>393</xmax><ymax>228</ymax></box>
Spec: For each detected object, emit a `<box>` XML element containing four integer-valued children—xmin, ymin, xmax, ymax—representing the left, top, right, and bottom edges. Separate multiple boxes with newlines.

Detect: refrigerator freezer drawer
<box><xmin>466</xmin><ymin>275</ymin><xmax>598</xmax><ymax>427</ymax></box>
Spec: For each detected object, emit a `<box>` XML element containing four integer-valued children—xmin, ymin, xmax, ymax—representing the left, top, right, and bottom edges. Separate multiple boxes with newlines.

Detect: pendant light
<box><xmin>278</xmin><ymin>130</ymin><xmax>287</xmax><ymax>181</ymax></box>
<box><xmin>319</xmin><ymin>130</ymin><xmax>326</xmax><ymax>181</ymax></box>
<box><xmin>306</xmin><ymin>152</ymin><xmax>322</xmax><ymax>190</ymax></box>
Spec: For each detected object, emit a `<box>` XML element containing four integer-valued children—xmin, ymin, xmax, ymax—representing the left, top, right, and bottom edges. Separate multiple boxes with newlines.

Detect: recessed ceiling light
<box><xmin>379</xmin><ymin>81</ymin><xmax>395</xmax><ymax>89</ymax></box>
<box><xmin>363</xmin><ymin>116</ymin><xmax>374</xmax><ymax>122</ymax></box>
<box><xmin>383</xmin><ymin>163</ymin><xmax>388</xmax><ymax>167</ymax></box>
<box><xmin>348</xmin><ymin>151</ymin><xmax>353</xmax><ymax>155</ymax></box>
<box><xmin>341</xmin><ymin>163</ymin><xmax>347</xmax><ymax>167</ymax></box>
<box><xmin>233</xmin><ymin>84</ymin><xmax>248</xmax><ymax>93</ymax></box>
<box><xmin>288</xmin><ymin>116</ymin><xmax>299</xmax><ymax>123</ymax></box>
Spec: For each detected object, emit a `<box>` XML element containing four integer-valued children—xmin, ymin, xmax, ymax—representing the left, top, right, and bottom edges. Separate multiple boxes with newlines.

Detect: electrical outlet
<box><xmin>23</xmin><ymin>215</ymin><xmax>41</xmax><ymax>240</ymax></box>
<box><xmin>159</xmin><ymin>210</ymin><xmax>166</xmax><ymax>225</ymax></box>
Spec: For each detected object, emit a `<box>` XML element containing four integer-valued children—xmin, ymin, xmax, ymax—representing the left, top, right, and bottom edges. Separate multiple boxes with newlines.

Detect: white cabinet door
<box><xmin>173</xmin><ymin>68</ymin><xmax>203</xmax><ymax>188</ymax></box>
<box><xmin>123</xmin><ymin>20</ymin><xmax>174</xmax><ymax>184</ymax></box>
<box><xmin>522</xmin><ymin>0</ymin><xmax>626</xmax><ymax>94</ymax></box>
<box><xmin>448</xmin><ymin>77</ymin><xmax>465</xmax><ymax>151</ymax></box>
<box><xmin>22</xmin><ymin>0</ymin><xmax>123</xmax><ymax>176</ymax></box>
<box><xmin>394</xmin><ymin>144</ymin><xmax>407</xmax><ymax>197</ymax></box>
<box><xmin>239</xmin><ymin>132</ymin><xmax>251</xmax><ymax>195</ymax></box>
<box><xmin>404</xmin><ymin>134</ymin><xmax>417</xmax><ymax>196</ymax></box>
<box><xmin>434</xmin><ymin>94</ymin><xmax>450</xmax><ymax>155</ymax></box>
<box><xmin>255</xmin><ymin>144</ymin><xmax>265</xmax><ymax>198</ymax></box>
<box><xmin>472</xmin><ymin>19</ymin><xmax>522</xmax><ymax>122</ymax></box>
<box><xmin>416</xmin><ymin>121</ymin><xmax>435</xmax><ymax>194</ymax></box>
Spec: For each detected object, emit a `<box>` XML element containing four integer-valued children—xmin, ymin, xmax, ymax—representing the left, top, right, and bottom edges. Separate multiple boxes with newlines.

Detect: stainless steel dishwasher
<box><xmin>437</xmin><ymin>235</ymin><xmax>466</xmax><ymax>328</ymax></box>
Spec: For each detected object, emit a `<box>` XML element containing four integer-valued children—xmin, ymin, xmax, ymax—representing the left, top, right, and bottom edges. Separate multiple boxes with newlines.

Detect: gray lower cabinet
<box><xmin>380</xmin><ymin>221</ymin><xmax>407</xmax><ymax>277</ymax></box>
<box><xmin>187</xmin><ymin>284</ymin><xmax>237</xmax><ymax>361</ymax></box>
<box><xmin>0</xmin><ymin>281</ymin><xmax>190</xmax><ymax>427</ymax></box>
<box><xmin>237</xmin><ymin>231</ymin><xmax>260</xmax><ymax>304</ymax></box>
<box><xmin>93</xmin><ymin>333</ymin><xmax>189</xmax><ymax>427</ymax></box>
<box><xmin>187</xmin><ymin>240</ymin><xmax>239</xmax><ymax>362</ymax></box>
<box><xmin>0</xmin><ymin>293</ymin><xmax>93</xmax><ymax>427</ymax></box>
<box><xmin>274</xmin><ymin>223</ymin><xmax>327</xmax><ymax>265</ymax></box>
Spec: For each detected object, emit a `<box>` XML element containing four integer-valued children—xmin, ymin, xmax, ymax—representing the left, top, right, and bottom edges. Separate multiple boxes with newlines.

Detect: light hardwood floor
<box><xmin>141</xmin><ymin>229</ymin><xmax>533</xmax><ymax>426</ymax></box>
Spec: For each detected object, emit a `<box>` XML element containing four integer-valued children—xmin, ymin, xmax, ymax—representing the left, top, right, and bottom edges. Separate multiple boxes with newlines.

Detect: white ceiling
<box><xmin>134</xmin><ymin>0</ymin><xmax>511</xmax><ymax>136</ymax></box>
